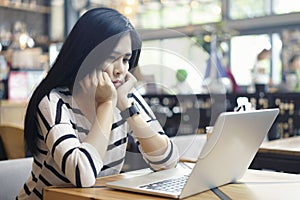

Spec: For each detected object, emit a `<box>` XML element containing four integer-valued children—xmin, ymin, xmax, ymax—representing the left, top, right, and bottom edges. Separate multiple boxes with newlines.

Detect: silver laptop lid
<box><xmin>180</xmin><ymin>108</ymin><xmax>279</xmax><ymax>198</ymax></box>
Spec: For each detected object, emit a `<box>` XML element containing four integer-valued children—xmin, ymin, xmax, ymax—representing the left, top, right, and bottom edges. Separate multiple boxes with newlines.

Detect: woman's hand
<box><xmin>95</xmin><ymin>71</ymin><xmax>117</xmax><ymax>107</ymax></box>
<box><xmin>117</xmin><ymin>72</ymin><xmax>137</xmax><ymax>111</ymax></box>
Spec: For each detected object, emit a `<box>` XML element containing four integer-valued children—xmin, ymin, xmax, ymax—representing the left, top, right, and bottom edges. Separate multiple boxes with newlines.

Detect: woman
<box><xmin>18</xmin><ymin>8</ymin><xmax>178</xmax><ymax>199</ymax></box>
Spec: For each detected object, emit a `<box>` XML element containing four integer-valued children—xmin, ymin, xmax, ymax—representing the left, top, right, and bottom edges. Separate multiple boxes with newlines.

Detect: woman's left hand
<box><xmin>117</xmin><ymin>72</ymin><xmax>137</xmax><ymax>111</ymax></box>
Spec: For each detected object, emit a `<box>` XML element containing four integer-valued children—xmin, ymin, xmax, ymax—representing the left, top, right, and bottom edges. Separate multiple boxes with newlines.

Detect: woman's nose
<box><xmin>114</xmin><ymin>60</ymin><xmax>125</xmax><ymax>76</ymax></box>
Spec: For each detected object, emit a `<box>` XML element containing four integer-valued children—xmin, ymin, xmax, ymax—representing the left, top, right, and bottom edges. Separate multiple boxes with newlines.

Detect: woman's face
<box><xmin>102</xmin><ymin>34</ymin><xmax>132</xmax><ymax>88</ymax></box>
<box><xmin>75</xmin><ymin>34</ymin><xmax>133</xmax><ymax>97</ymax></box>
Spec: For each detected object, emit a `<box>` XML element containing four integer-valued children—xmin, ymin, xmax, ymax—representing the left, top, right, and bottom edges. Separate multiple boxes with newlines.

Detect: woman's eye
<box><xmin>123</xmin><ymin>58</ymin><xmax>130</xmax><ymax>63</ymax></box>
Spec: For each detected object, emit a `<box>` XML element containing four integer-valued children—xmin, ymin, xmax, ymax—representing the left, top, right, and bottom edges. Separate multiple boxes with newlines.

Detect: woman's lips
<box><xmin>112</xmin><ymin>80</ymin><xmax>122</xmax><ymax>88</ymax></box>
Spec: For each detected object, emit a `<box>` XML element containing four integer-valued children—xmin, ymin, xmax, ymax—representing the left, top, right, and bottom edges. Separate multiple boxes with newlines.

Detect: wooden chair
<box><xmin>0</xmin><ymin>124</ymin><xmax>25</xmax><ymax>159</ymax></box>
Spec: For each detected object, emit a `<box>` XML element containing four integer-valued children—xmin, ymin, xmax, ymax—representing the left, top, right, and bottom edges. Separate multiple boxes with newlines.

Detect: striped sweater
<box><xmin>17</xmin><ymin>87</ymin><xmax>179</xmax><ymax>200</ymax></box>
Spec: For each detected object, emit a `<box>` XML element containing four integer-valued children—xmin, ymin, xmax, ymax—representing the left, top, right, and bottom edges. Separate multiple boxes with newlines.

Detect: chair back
<box><xmin>0</xmin><ymin>124</ymin><xmax>25</xmax><ymax>159</ymax></box>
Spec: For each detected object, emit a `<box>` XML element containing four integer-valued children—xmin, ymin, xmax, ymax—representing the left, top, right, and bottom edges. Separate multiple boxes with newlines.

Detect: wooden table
<box><xmin>44</xmin><ymin>165</ymin><xmax>300</xmax><ymax>200</ymax></box>
<box><xmin>250</xmin><ymin>136</ymin><xmax>300</xmax><ymax>173</ymax></box>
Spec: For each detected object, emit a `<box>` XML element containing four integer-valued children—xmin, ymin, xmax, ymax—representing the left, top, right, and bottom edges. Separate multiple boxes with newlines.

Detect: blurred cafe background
<box><xmin>1</xmin><ymin>0</ymin><xmax>300</xmax><ymax>160</ymax></box>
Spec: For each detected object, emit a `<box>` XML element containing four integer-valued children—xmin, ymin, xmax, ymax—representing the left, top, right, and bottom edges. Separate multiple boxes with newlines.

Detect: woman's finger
<box><xmin>125</xmin><ymin>72</ymin><xmax>137</xmax><ymax>83</ymax></box>
<box><xmin>92</xmin><ymin>70</ymin><xmax>98</xmax><ymax>86</ymax></box>
<box><xmin>102</xmin><ymin>71</ymin><xmax>111</xmax><ymax>82</ymax></box>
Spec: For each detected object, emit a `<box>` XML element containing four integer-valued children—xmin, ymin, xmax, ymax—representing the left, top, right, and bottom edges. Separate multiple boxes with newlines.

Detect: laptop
<box><xmin>106</xmin><ymin>108</ymin><xmax>279</xmax><ymax>199</ymax></box>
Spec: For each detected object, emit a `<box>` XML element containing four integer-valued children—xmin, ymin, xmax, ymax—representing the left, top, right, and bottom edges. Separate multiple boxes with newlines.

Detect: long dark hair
<box><xmin>24</xmin><ymin>7</ymin><xmax>142</xmax><ymax>155</ymax></box>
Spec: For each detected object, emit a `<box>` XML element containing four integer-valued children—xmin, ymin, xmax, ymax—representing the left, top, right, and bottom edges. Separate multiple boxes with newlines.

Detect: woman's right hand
<box><xmin>95</xmin><ymin>71</ymin><xmax>117</xmax><ymax>107</ymax></box>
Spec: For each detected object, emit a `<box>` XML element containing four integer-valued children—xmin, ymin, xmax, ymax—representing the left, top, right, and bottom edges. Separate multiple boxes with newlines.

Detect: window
<box><xmin>229</xmin><ymin>0</ymin><xmax>268</xmax><ymax>19</ymax></box>
<box><xmin>273</xmin><ymin>0</ymin><xmax>300</xmax><ymax>14</ymax></box>
<box><xmin>136</xmin><ymin>0</ymin><xmax>221</xmax><ymax>29</ymax></box>
<box><xmin>230</xmin><ymin>33</ymin><xmax>282</xmax><ymax>87</ymax></box>
<box><xmin>230</xmin><ymin>34</ymin><xmax>271</xmax><ymax>86</ymax></box>
<box><xmin>138</xmin><ymin>37</ymin><xmax>208</xmax><ymax>94</ymax></box>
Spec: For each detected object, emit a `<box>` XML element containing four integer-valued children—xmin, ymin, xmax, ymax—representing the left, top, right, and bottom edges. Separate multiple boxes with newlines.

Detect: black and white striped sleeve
<box><xmin>138</xmin><ymin>134</ymin><xmax>179</xmax><ymax>170</ymax></box>
<box><xmin>129</xmin><ymin>91</ymin><xmax>179</xmax><ymax>170</ymax></box>
<box><xmin>38</xmin><ymin>94</ymin><xmax>103</xmax><ymax>187</ymax></box>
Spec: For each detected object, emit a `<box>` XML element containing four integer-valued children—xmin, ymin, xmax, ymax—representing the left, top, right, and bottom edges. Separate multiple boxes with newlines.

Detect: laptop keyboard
<box><xmin>139</xmin><ymin>175</ymin><xmax>189</xmax><ymax>193</ymax></box>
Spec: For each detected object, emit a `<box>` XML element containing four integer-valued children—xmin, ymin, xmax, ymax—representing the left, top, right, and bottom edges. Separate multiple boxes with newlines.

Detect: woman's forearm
<box><xmin>84</xmin><ymin>101</ymin><xmax>114</xmax><ymax>159</ymax></box>
<box><xmin>127</xmin><ymin>114</ymin><xmax>168</xmax><ymax>155</ymax></box>
<box><xmin>128</xmin><ymin>114</ymin><xmax>179</xmax><ymax>170</ymax></box>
